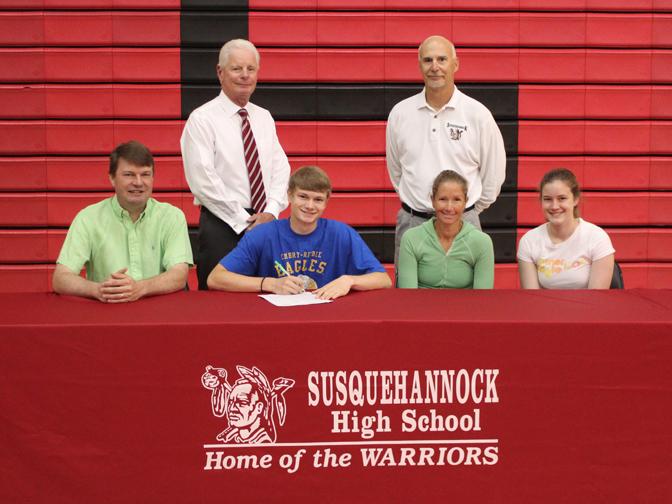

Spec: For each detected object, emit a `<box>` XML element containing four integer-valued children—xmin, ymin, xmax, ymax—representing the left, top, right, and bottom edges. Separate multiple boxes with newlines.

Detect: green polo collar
<box><xmin>110</xmin><ymin>195</ymin><xmax>154</xmax><ymax>223</ymax></box>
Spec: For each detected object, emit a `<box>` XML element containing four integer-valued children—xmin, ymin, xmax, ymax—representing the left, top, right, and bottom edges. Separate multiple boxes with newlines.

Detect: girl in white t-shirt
<box><xmin>517</xmin><ymin>168</ymin><xmax>615</xmax><ymax>289</ymax></box>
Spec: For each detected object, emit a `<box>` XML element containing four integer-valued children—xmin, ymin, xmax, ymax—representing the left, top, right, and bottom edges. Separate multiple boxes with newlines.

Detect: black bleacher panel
<box><xmin>181</xmin><ymin>86</ymin><xmax>221</xmax><ymax>118</ymax></box>
<box><xmin>499</xmin><ymin>121</ymin><xmax>517</xmax><ymax>156</ymax></box>
<box><xmin>384</xmin><ymin>86</ymin><xmax>428</xmax><ymax>115</ymax></box>
<box><xmin>181</xmin><ymin>0</ymin><xmax>248</xmax><ymax>11</ymax></box>
<box><xmin>317</xmin><ymin>86</ymin><xmax>386</xmax><ymax>120</ymax></box>
<box><xmin>358</xmin><ymin>228</ymin><xmax>386</xmax><ymax>263</ymax></box>
<box><xmin>467</xmin><ymin>85</ymin><xmax>518</xmax><ymax>121</ymax></box>
<box><xmin>316</xmin><ymin>84</ymin><xmax>518</xmax><ymax>121</ymax></box>
<box><xmin>182</xmin><ymin>85</ymin><xmax>319</xmax><ymax>119</ymax></box>
<box><xmin>180</xmin><ymin>49</ymin><xmax>220</xmax><ymax>83</ymax></box>
<box><xmin>380</xmin><ymin>228</ymin><xmax>396</xmax><ymax>265</ymax></box>
<box><xmin>488</xmin><ymin>229</ymin><xmax>517</xmax><ymax>263</ymax></box>
<box><xmin>180</xmin><ymin>12</ymin><xmax>248</xmax><ymax>47</ymax></box>
<box><xmin>182</xmin><ymin>85</ymin><xmax>520</xmax><ymax>122</ymax></box>
<box><xmin>479</xmin><ymin>192</ymin><xmax>517</xmax><ymax>229</ymax></box>
<box><xmin>503</xmin><ymin>156</ymin><xmax>518</xmax><ymax>192</ymax></box>
<box><xmin>252</xmin><ymin>86</ymin><xmax>319</xmax><ymax>119</ymax></box>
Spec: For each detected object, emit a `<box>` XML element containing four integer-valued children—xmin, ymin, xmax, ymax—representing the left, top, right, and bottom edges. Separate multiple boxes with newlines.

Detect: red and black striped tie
<box><xmin>238</xmin><ymin>108</ymin><xmax>266</xmax><ymax>213</ymax></box>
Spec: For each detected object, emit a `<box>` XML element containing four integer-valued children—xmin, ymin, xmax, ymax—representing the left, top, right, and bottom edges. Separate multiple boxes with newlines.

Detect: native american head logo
<box><xmin>201</xmin><ymin>365</ymin><xmax>295</xmax><ymax>444</ymax></box>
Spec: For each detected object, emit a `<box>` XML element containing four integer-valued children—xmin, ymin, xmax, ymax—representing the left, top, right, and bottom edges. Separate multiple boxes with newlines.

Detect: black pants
<box><xmin>197</xmin><ymin>207</ymin><xmax>250</xmax><ymax>290</ymax></box>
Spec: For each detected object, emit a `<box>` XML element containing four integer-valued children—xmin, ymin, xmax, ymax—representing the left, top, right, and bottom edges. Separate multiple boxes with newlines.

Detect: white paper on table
<box><xmin>259</xmin><ymin>292</ymin><xmax>333</xmax><ymax>307</ymax></box>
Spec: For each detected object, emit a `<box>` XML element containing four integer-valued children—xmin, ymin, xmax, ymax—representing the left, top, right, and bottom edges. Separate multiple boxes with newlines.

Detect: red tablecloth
<box><xmin>1</xmin><ymin>289</ymin><xmax>671</xmax><ymax>503</ymax></box>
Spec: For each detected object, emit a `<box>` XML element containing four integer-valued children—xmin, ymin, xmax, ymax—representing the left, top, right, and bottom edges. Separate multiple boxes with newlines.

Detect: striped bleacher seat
<box><xmin>0</xmin><ymin>0</ymin><xmax>670</xmax><ymax>290</ymax></box>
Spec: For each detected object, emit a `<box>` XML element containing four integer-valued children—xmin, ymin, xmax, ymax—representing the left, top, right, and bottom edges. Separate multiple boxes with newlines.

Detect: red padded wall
<box><xmin>0</xmin><ymin>2</ymin><xmax>670</xmax><ymax>291</ymax></box>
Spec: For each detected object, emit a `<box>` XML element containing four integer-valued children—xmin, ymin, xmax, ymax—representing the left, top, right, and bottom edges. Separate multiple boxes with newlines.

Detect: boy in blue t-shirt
<box><xmin>207</xmin><ymin>166</ymin><xmax>392</xmax><ymax>299</ymax></box>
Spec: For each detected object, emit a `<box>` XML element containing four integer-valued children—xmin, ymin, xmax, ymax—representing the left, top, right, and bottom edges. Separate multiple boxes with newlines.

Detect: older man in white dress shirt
<box><xmin>181</xmin><ymin>38</ymin><xmax>290</xmax><ymax>289</ymax></box>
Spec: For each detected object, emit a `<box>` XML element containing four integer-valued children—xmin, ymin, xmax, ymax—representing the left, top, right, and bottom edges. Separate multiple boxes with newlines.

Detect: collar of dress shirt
<box><xmin>111</xmin><ymin>195</ymin><xmax>153</xmax><ymax>223</ymax></box>
<box><xmin>216</xmin><ymin>90</ymin><xmax>251</xmax><ymax>118</ymax></box>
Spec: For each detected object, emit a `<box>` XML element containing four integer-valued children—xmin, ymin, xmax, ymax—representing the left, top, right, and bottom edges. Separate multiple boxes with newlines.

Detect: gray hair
<box><xmin>219</xmin><ymin>39</ymin><xmax>260</xmax><ymax>67</ymax></box>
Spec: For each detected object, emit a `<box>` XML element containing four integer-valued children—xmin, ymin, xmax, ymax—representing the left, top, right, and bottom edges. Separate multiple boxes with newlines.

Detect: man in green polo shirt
<box><xmin>53</xmin><ymin>141</ymin><xmax>193</xmax><ymax>303</ymax></box>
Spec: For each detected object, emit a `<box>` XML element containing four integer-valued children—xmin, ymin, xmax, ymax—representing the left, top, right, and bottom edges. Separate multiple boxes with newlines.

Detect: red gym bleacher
<box><xmin>0</xmin><ymin>1</ymin><xmax>670</xmax><ymax>290</ymax></box>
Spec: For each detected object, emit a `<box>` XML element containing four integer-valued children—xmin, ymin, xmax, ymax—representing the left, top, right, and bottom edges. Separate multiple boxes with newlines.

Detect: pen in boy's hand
<box><xmin>274</xmin><ymin>260</ymin><xmax>289</xmax><ymax>276</ymax></box>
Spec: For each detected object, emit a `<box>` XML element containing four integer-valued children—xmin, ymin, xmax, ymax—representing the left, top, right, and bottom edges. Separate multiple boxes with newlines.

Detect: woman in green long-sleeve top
<box><xmin>398</xmin><ymin>170</ymin><xmax>495</xmax><ymax>289</ymax></box>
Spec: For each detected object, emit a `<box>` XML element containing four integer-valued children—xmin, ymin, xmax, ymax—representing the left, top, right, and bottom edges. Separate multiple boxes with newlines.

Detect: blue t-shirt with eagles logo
<box><xmin>220</xmin><ymin>218</ymin><xmax>385</xmax><ymax>287</ymax></box>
